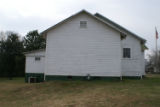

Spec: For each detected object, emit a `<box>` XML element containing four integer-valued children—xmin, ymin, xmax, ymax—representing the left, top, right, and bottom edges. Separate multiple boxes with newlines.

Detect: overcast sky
<box><xmin>0</xmin><ymin>0</ymin><xmax>160</xmax><ymax>56</ymax></box>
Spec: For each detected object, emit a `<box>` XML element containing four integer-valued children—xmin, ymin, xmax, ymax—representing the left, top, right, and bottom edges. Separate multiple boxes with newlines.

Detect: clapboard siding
<box><xmin>25</xmin><ymin>11</ymin><xmax>146</xmax><ymax>78</ymax></box>
<box><xmin>25</xmin><ymin>51</ymin><xmax>45</xmax><ymax>57</ymax></box>
<box><xmin>121</xmin><ymin>34</ymin><xmax>145</xmax><ymax>76</ymax></box>
<box><xmin>45</xmin><ymin>13</ymin><xmax>122</xmax><ymax>77</ymax></box>
<box><xmin>25</xmin><ymin>51</ymin><xmax>45</xmax><ymax>73</ymax></box>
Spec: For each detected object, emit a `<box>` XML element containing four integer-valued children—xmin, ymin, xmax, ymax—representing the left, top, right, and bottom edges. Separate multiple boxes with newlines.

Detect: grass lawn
<box><xmin>0</xmin><ymin>74</ymin><xmax>160</xmax><ymax>107</ymax></box>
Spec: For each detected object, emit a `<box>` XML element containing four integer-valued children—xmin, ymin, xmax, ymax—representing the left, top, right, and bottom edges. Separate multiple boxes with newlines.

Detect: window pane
<box><xmin>80</xmin><ymin>21</ymin><xmax>87</xmax><ymax>28</ymax></box>
<box><xmin>123</xmin><ymin>48</ymin><xmax>131</xmax><ymax>58</ymax></box>
<box><xmin>35</xmin><ymin>56</ymin><xmax>41</xmax><ymax>61</ymax></box>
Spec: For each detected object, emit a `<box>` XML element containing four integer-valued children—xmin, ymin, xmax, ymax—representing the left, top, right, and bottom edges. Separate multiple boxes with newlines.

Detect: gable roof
<box><xmin>94</xmin><ymin>13</ymin><xmax>146</xmax><ymax>42</ymax></box>
<box><xmin>41</xmin><ymin>10</ymin><xmax>146</xmax><ymax>42</ymax></box>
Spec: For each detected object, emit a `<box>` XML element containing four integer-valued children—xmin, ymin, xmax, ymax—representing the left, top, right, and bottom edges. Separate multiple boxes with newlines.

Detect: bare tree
<box><xmin>148</xmin><ymin>50</ymin><xmax>160</xmax><ymax>73</ymax></box>
<box><xmin>0</xmin><ymin>31</ymin><xmax>6</xmax><ymax>40</ymax></box>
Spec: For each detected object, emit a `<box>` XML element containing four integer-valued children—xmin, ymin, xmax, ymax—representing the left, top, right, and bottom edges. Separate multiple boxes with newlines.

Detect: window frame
<box><xmin>35</xmin><ymin>56</ymin><xmax>41</xmax><ymax>61</ymax></box>
<box><xmin>123</xmin><ymin>48</ymin><xmax>131</xmax><ymax>58</ymax></box>
<box><xmin>80</xmin><ymin>21</ymin><xmax>87</xmax><ymax>28</ymax></box>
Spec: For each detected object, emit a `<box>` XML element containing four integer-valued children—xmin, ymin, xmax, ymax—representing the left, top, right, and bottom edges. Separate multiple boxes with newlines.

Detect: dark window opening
<box><xmin>123</xmin><ymin>48</ymin><xmax>131</xmax><ymax>58</ymax></box>
<box><xmin>29</xmin><ymin>77</ymin><xmax>37</xmax><ymax>83</ymax></box>
<box><xmin>35</xmin><ymin>56</ymin><xmax>41</xmax><ymax>61</ymax></box>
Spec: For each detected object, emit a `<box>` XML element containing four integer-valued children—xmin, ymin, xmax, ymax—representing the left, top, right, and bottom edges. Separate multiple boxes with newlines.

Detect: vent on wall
<box><xmin>80</xmin><ymin>21</ymin><xmax>87</xmax><ymax>28</ymax></box>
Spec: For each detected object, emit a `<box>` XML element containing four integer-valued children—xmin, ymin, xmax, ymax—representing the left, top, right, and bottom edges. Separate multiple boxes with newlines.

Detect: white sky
<box><xmin>0</xmin><ymin>0</ymin><xmax>160</xmax><ymax>56</ymax></box>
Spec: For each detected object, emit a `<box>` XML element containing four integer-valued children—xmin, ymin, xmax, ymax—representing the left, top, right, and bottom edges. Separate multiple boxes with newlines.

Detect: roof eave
<box><xmin>41</xmin><ymin>10</ymin><xmax>146</xmax><ymax>42</ymax></box>
<box><xmin>94</xmin><ymin>13</ymin><xmax>146</xmax><ymax>42</ymax></box>
<box><xmin>23</xmin><ymin>49</ymin><xmax>46</xmax><ymax>55</ymax></box>
<box><xmin>40</xmin><ymin>9</ymin><xmax>87</xmax><ymax>36</ymax></box>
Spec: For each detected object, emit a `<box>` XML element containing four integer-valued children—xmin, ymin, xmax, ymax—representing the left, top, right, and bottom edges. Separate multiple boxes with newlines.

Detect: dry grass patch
<box><xmin>0</xmin><ymin>75</ymin><xmax>160</xmax><ymax>107</ymax></box>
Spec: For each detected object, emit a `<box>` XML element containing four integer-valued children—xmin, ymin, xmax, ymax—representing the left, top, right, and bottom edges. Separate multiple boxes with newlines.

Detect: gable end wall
<box><xmin>45</xmin><ymin>13</ymin><xmax>122</xmax><ymax>77</ymax></box>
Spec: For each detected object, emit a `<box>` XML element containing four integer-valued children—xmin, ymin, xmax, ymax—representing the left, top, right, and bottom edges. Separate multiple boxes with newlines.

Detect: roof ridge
<box><xmin>41</xmin><ymin>10</ymin><xmax>146</xmax><ymax>42</ymax></box>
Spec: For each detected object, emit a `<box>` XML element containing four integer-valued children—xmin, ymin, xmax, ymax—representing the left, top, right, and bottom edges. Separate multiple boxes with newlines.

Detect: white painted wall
<box><xmin>45</xmin><ymin>13</ymin><xmax>122</xmax><ymax>77</ymax></box>
<box><xmin>24</xmin><ymin>12</ymin><xmax>145</xmax><ymax>77</ymax></box>
<box><xmin>121</xmin><ymin>34</ymin><xmax>145</xmax><ymax>76</ymax></box>
<box><xmin>25</xmin><ymin>50</ymin><xmax>45</xmax><ymax>73</ymax></box>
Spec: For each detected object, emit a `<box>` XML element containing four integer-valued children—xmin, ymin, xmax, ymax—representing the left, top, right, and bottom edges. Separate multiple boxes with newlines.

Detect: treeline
<box><xmin>0</xmin><ymin>30</ymin><xmax>45</xmax><ymax>79</ymax></box>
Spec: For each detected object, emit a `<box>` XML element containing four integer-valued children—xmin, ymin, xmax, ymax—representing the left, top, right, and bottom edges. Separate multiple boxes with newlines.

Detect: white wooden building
<box><xmin>25</xmin><ymin>10</ymin><xmax>147</xmax><ymax>82</ymax></box>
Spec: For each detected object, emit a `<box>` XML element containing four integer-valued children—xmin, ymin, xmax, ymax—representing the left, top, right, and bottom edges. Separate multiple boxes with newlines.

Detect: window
<box><xmin>80</xmin><ymin>21</ymin><xmax>87</xmax><ymax>28</ymax></box>
<box><xmin>35</xmin><ymin>56</ymin><xmax>41</xmax><ymax>61</ymax></box>
<box><xmin>123</xmin><ymin>48</ymin><xmax>131</xmax><ymax>58</ymax></box>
